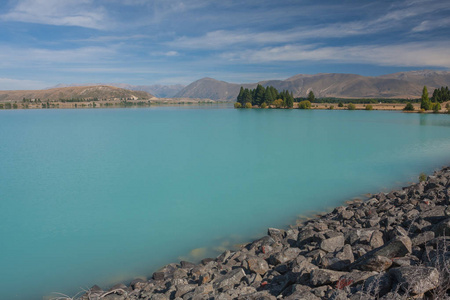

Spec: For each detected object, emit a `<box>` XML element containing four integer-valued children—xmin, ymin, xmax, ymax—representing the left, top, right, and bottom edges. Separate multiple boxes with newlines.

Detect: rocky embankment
<box><xmin>79</xmin><ymin>167</ymin><xmax>450</xmax><ymax>300</ymax></box>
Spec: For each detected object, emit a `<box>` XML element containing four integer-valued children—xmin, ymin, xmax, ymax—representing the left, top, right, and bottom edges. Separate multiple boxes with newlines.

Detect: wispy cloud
<box><xmin>0</xmin><ymin>78</ymin><xmax>48</xmax><ymax>90</ymax></box>
<box><xmin>1</xmin><ymin>0</ymin><xmax>109</xmax><ymax>29</ymax></box>
<box><xmin>0</xmin><ymin>46</ymin><xmax>117</xmax><ymax>67</ymax></box>
<box><xmin>220</xmin><ymin>42</ymin><xmax>450</xmax><ymax>68</ymax></box>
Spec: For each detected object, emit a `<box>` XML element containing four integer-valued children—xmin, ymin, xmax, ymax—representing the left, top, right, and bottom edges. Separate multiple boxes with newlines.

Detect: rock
<box><xmin>285</xmin><ymin>291</ymin><xmax>320</xmax><ymax>300</ymax></box>
<box><xmin>152</xmin><ymin>272</ymin><xmax>165</xmax><ymax>281</ymax></box>
<box><xmin>358</xmin><ymin>255</ymin><xmax>392</xmax><ymax>272</ymax></box>
<box><xmin>270</xmin><ymin>247</ymin><xmax>301</xmax><ymax>265</ymax></box>
<box><xmin>369</xmin><ymin>230</ymin><xmax>384</xmax><ymax>248</ymax></box>
<box><xmin>433</xmin><ymin>217</ymin><xmax>450</xmax><ymax>237</ymax></box>
<box><xmin>320</xmin><ymin>235</ymin><xmax>345</xmax><ymax>253</ymax></box>
<box><xmin>363</xmin><ymin>273</ymin><xmax>393</xmax><ymax>297</ymax></box>
<box><xmin>213</xmin><ymin>268</ymin><xmax>246</xmax><ymax>290</ymax></box>
<box><xmin>310</xmin><ymin>269</ymin><xmax>348</xmax><ymax>287</ymax></box>
<box><xmin>180</xmin><ymin>261</ymin><xmax>195</xmax><ymax>269</ymax></box>
<box><xmin>390</xmin><ymin>266</ymin><xmax>439</xmax><ymax>295</ymax></box>
<box><xmin>246</xmin><ymin>256</ymin><xmax>269</xmax><ymax>275</ymax></box>
<box><xmin>268</xmin><ymin>228</ymin><xmax>285</xmax><ymax>241</ymax></box>
<box><xmin>345</xmin><ymin>228</ymin><xmax>375</xmax><ymax>245</ymax></box>
<box><xmin>371</xmin><ymin>236</ymin><xmax>412</xmax><ymax>258</ymax></box>
<box><xmin>174</xmin><ymin>284</ymin><xmax>196</xmax><ymax>298</ymax></box>
<box><xmin>341</xmin><ymin>209</ymin><xmax>355</xmax><ymax>220</ymax></box>
<box><xmin>321</xmin><ymin>244</ymin><xmax>354</xmax><ymax>271</ymax></box>
<box><xmin>420</xmin><ymin>206</ymin><xmax>447</xmax><ymax>223</ymax></box>
<box><xmin>297</xmin><ymin>229</ymin><xmax>324</xmax><ymax>246</ymax></box>
<box><xmin>412</xmin><ymin>231</ymin><xmax>435</xmax><ymax>247</ymax></box>
<box><xmin>338</xmin><ymin>270</ymin><xmax>378</xmax><ymax>287</ymax></box>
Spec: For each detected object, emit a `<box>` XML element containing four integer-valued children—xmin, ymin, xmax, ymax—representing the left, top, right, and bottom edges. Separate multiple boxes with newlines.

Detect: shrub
<box><xmin>403</xmin><ymin>102</ymin><xmax>414</xmax><ymax>111</ymax></box>
<box><xmin>433</xmin><ymin>102</ymin><xmax>441</xmax><ymax>113</ymax></box>
<box><xmin>261</xmin><ymin>102</ymin><xmax>268</xmax><ymax>109</ymax></box>
<box><xmin>244</xmin><ymin>102</ymin><xmax>252</xmax><ymax>109</ymax></box>
<box><xmin>0</xmin><ymin>104</ymin><xmax>3</xmax><ymax>109</ymax></box>
<box><xmin>347</xmin><ymin>103</ymin><xmax>356</xmax><ymax>110</ymax></box>
<box><xmin>273</xmin><ymin>99</ymin><xmax>284</xmax><ymax>108</ymax></box>
<box><xmin>298</xmin><ymin>100</ymin><xmax>312</xmax><ymax>109</ymax></box>
<box><xmin>419</xmin><ymin>108</ymin><xmax>425</xmax><ymax>113</ymax></box>
<box><xmin>338</xmin><ymin>101</ymin><xmax>343</xmax><ymax>107</ymax></box>
<box><xmin>419</xmin><ymin>172</ymin><xmax>427</xmax><ymax>182</ymax></box>
<box><xmin>329</xmin><ymin>105</ymin><xmax>334</xmax><ymax>110</ymax></box>
<box><xmin>234</xmin><ymin>102</ymin><xmax>242</xmax><ymax>109</ymax></box>
<box><xmin>365</xmin><ymin>104</ymin><xmax>373</xmax><ymax>110</ymax></box>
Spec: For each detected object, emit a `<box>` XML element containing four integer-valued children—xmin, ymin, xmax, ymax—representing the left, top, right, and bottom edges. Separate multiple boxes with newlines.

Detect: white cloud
<box><xmin>221</xmin><ymin>42</ymin><xmax>450</xmax><ymax>68</ymax></box>
<box><xmin>0</xmin><ymin>46</ymin><xmax>118</xmax><ymax>71</ymax></box>
<box><xmin>0</xmin><ymin>78</ymin><xmax>48</xmax><ymax>90</ymax></box>
<box><xmin>1</xmin><ymin>0</ymin><xmax>108</xmax><ymax>29</ymax></box>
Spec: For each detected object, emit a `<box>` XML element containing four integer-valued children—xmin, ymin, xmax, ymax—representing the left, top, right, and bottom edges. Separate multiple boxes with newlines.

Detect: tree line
<box><xmin>432</xmin><ymin>86</ymin><xmax>450</xmax><ymax>103</ymax></box>
<box><xmin>235</xmin><ymin>85</ymin><xmax>295</xmax><ymax>108</ymax></box>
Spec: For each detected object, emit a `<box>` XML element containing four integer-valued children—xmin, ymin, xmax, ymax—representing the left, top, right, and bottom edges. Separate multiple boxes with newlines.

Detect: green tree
<box><xmin>260</xmin><ymin>102</ymin><xmax>268</xmax><ymax>109</ymax></box>
<box><xmin>365</xmin><ymin>104</ymin><xmax>373</xmax><ymax>110</ymax></box>
<box><xmin>298</xmin><ymin>100</ymin><xmax>312</xmax><ymax>109</ymax></box>
<box><xmin>338</xmin><ymin>101</ymin><xmax>343</xmax><ymax>107</ymax></box>
<box><xmin>420</xmin><ymin>86</ymin><xmax>431</xmax><ymax>110</ymax></box>
<box><xmin>347</xmin><ymin>103</ymin><xmax>356</xmax><ymax>110</ymax></box>
<box><xmin>403</xmin><ymin>102</ymin><xmax>414</xmax><ymax>111</ymax></box>
<box><xmin>253</xmin><ymin>84</ymin><xmax>265</xmax><ymax>106</ymax></box>
<box><xmin>329</xmin><ymin>105</ymin><xmax>334</xmax><ymax>110</ymax></box>
<box><xmin>244</xmin><ymin>102</ymin><xmax>252</xmax><ymax>108</ymax></box>
<box><xmin>236</xmin><ymin>87</ymin><xmax>244</xmax><ymax>104</ymax></box>
<box><xmin>433</xmin><ymin>102</ymin><xmax>441</xmax><ymax>113</ymax></box>
<box><xmin>307</xmin><ymin>91</ymin><xmax>315</xmax><ymax>102</ymax></box>
<box><xmin>234</xmin><ymin>102</ymin><xmax>242</xmax><ymax>108</ymax></box>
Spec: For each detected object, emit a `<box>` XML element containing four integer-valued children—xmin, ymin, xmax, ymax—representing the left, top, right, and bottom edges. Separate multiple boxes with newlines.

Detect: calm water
<box><xmin>1</xmin><ymin>107</ymin><xmax>450</xmax><ymax>299</ymax></box>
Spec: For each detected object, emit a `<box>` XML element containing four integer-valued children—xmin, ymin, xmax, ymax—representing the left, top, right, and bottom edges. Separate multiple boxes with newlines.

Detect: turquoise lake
<box><xmin>1</xmin><ymin>106</ymin><xmax>450</xmax><ymax>299</ymax></box>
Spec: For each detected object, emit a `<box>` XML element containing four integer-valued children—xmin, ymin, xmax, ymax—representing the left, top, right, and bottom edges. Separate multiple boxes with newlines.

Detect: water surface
<box><xmin>1</xmin><ymin>107</ymin><xmax>450</xmax><ymax>299</ymax></box>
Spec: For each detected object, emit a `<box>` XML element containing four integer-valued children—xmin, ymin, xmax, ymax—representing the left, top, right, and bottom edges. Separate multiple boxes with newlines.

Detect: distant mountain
<box><xmin>175</xmin><ymin>70</ymin><xmax>450</xmax><ymax>101</ymax></box>
<box><xmin>51</xmin><ymin>83</ymin><xmax>185</xmax><ymax>98</ymax></box>
<box><xmin>174</xmin><ymin>77</ymin><xmax>256</xmax><ymax>101</ymax></box>
<box><xmin>0</xmin><ymin>85</ymin><xmax>153</xmax><ymax>102</ymax></box>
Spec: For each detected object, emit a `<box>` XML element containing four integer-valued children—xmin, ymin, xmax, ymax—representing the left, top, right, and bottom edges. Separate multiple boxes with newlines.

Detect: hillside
<box><xmin>0</xmin><ymin>85</ymin><xmax>154</xmax><ymax>102</ymax></box>
<box><xmin>52</xmin><ymin>83</ymin><xmax>185</xmax><ymax>98</ymax></box>
<box><xmin>174</xmin><ymin>77</ymin><xmax>256</xmax><ymax>101</ymax></box>
<box><xmin>174</xmin><ymin>70</ymin><xmax>450</xmax><ymax>101</ymax></box>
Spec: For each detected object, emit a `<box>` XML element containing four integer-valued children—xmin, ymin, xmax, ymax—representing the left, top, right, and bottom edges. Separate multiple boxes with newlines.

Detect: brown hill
<box><xmin>175</xmin><ymin>71</ymin><xmax>450</xmax><ymax>101</ymax></box>
<box><xmin>0</xmin><ymin>85</ymin><xmax>154</xmax><ymax>102</ymax></box>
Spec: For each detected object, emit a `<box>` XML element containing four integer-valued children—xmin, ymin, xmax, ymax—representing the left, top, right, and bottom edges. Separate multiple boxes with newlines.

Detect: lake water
<box><xmin>1</xmin><ymin>106</ymin><xmax>450</xmax><ymax>299</ymax></box>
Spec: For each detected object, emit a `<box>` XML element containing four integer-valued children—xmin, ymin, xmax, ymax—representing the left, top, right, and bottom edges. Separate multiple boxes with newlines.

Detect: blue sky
<box><xmin>1</xmin><ymin>0</ymin><xmax>449</xmax><ymax>90</ymax></box>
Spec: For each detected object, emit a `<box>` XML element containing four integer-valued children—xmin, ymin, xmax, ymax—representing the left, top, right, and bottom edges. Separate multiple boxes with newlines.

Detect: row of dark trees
<box><xmin>432</xmin><ymin>86</ymin><xmax>450</xmax><ymax>103</ymax></box>
<box><xmin>236</xmin><ymin>85</ymin><xmax>295</xmax><ymax>108</ymax></box>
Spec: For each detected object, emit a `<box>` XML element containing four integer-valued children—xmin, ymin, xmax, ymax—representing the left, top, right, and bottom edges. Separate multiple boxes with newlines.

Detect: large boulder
<box><xmin>390</xmin><ymin>266</ymin><xmax>439</xmax><ymax>295</ymax></box>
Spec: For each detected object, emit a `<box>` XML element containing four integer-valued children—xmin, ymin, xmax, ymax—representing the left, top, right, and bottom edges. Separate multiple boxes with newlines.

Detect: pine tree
<box><xmin>307</xmin><ymin>91</ymin><xmax>315</xmax><ymax>102</ymax></box>
<box><xmin>254</xmin><ymin>84</ymin><xmax>265</xmax><ymax>106</ymax></box>
<box><xmin>421</xmin><ymin>86</ymin><xmax>431</xmax><ymax>110</ymax></box>
<box><xmin>237</xmin><ymin>87</ymin><xmax>244</xmax><ymax>104</ymax></box>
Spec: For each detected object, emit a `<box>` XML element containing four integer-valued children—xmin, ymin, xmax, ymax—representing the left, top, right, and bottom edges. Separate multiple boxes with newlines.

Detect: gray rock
<box><xmin>412</xmin><ymin>231</ymin><xmax>435</xmax><ymax>247</ymax></box>
<box><xmin>356</xmin><ymin>255</ymin><xmax>392</xmax><ymax>272</ymax></box>
<box><xmin>270</xmin><ymin>247</ymin><xmax>301</xmax><ymax>265</ymax></box>
<box><xmin>310</xmin><ymin>269</ymin><xmax>348</xmax><ymax>286</ymax></box>
<box><xmin>174</xmin><ymin>284</ymin><xmax>196</xmax><ymax>298</ymax></box>
<box><xmin>320</xmin><ymin>235</ymin><xmax>344</xmax><ymax>253</ymax></box>
<box><xmin>213</xmin><ymin>268</ymin><xmax>246</xmax><ymax>290</ymax></box>
<box><xmin>268</xmin><ymin>227</ymin><xmax>285</xmax><ymax>242</ymax></box>
<box><xmin>390</xmin><ymin>266</ymin><xmax>439</xmax><ymax>295</ymax></box>
<box><xmin>246</xmin><ymin>256</ymin><xmax>269</xmax><ymax>275</ymax></box>
<box><xmin>363</xmin><ymin>272</ymin><xmax>392</xmax><ymax>297</ymax></box>
<box><xmin>433</xmin><ymin>217</ymin><xmax>450</xmax><ymax>237</ymax></box>
<box><xmin>321</xmin><ymin>244</ymin><xmax>354</xmax><ymax>271</ymax></box>
<box><xmin>369</xmin><ymin>230</ymin><xmax>384</xmax><ymax>249</ymax></box>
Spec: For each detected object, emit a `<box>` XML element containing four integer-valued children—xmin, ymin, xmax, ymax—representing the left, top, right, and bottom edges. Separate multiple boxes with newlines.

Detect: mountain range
<box><xmin>0</xmin><ymin>85</ymin><xmax>153</xmax><ymax>102</ymax></box>
<box><xmin>51</xmin><ymin>83</ymin><xmax>184</xmax><ymax>98</ymax></box>
<box><xmin>175</xmin><ymin>70</ymin><xmax>450</xmax><ymax>101</ymax></box>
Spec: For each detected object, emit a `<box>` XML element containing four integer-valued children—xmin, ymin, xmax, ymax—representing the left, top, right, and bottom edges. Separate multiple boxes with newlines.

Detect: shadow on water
<box><xmin>420</xmin><ymin>114</ymin><xmax>450</xmax><ymax>127</ymax></box>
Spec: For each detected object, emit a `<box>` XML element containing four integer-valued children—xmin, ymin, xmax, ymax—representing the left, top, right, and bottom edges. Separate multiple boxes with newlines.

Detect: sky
<box><xmin>0</xmin><ymin>0</ymin><xmax>450</xmax><ymax>90</ymax></box>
